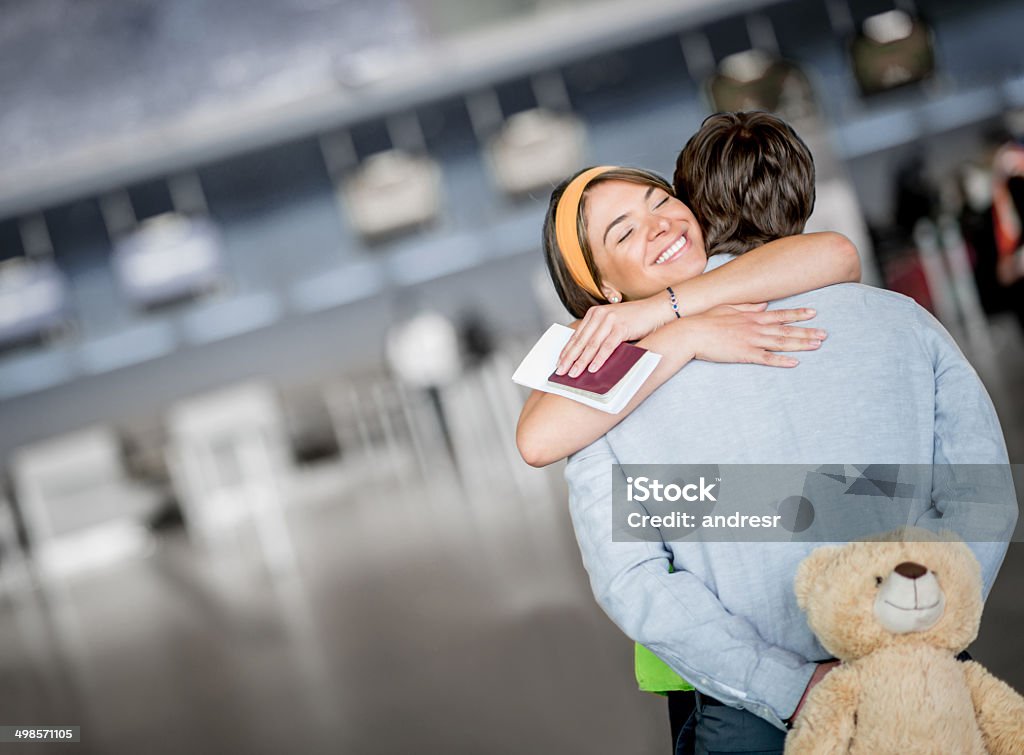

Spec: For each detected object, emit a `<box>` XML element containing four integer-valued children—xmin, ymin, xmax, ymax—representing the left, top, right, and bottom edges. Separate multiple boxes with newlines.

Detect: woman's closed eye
<box><xmin>618</xmin><ymin>197</ymin><xmax>667</xmax><ymax>243</ymax></box>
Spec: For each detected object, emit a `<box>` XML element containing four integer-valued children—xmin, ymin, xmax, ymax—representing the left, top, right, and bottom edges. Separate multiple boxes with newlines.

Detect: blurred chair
<box><xmin>165</xmin><ymin>381</ymin><xmax>296</xmax><ymax>544</ymax></box>
<box><xmin>485</xmin><ymin>108</ymin><xmax>585</xmax><ymax>197</ymax></box>
<box><xmin>438</xmin><ymin>351</ymin><xmax>531</xmax><ymax>496</ymax></box>
<box><xmin>0</xmin><ymin>257</ymin><xmax>71</xmax><ymax>351</ymax></box>
<box><xmin>323</xmin><ymin>374</ymin><xmax>425</xmax><ymax>489</ymax></box>
<box><xmin>10</xmin><ymin>426</ymin><xmax>163</xmax><ymax>578</ymax></box>
<box><xmin>0</xmin><ymin>493</ymin><xmax>30</xmax><ymax>593</ymax></box>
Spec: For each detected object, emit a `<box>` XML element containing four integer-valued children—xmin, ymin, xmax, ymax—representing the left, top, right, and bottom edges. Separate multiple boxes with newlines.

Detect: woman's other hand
<box><xmin>683</xmin><ymin>304</ymin><xmax>825</xmax><ymax>367</ymax></box>
<box><xmin>555</xmin><ymin>297</ymin><xmax>672</xmax><ymax>377</ymax></box>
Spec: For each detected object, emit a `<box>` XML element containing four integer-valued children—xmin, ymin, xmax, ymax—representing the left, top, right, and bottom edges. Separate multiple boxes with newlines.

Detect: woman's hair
<box><xmin>674</xmin><ymin>111</ymin><xmax>815</xmax><ymax>257</ymax></box>
<box><xmin>542</xmin><ymin>167</ymin><xmax>673</xmax><ymax>318</ymax></box>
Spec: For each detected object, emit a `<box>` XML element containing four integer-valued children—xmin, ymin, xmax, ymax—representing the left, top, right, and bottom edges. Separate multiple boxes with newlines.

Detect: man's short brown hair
<box><xmin>673</xmin><ymin>111</ymin><xmax>815</xmax><ymax>257</ymax></box>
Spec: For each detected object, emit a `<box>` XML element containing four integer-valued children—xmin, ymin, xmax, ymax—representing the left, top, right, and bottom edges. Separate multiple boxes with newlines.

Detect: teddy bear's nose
<box><xmin>895</xmin><ymin>562</ymin><xmax>927</xmax><ymax>579</ymax></box>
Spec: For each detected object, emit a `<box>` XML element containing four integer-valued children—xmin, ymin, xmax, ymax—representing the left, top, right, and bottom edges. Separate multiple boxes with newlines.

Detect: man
<box><xmin>565</xmin><ymin>112</ymin><xmax>1015</xmax><ymax>754</ymax></box>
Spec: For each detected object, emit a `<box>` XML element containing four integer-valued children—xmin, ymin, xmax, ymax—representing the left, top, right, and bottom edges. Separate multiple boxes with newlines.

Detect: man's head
<box><xmin>674</xmin><ymin>111</ymin><xmax>816</xmax><ymax>257</ymax></box>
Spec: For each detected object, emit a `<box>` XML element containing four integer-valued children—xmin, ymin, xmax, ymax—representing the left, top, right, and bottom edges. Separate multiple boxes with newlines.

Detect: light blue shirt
<box><xmin>565</xmin><ymin>261</ymin><xmax>1015</xmax><ymax>730</ymax></box>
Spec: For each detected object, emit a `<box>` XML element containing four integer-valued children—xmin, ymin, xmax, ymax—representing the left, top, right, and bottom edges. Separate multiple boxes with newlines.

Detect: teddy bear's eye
<box><xmin>874</xmin><ymin>576</ymin><xmax>883</xmax><ymax>586</ymax></box>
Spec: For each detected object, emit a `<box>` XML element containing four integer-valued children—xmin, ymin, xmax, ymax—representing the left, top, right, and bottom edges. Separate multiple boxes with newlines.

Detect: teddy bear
<box><xmin>785</xmin><ymin>527</ymin><xmax>1024</xmax><ymax>755</ymax></box>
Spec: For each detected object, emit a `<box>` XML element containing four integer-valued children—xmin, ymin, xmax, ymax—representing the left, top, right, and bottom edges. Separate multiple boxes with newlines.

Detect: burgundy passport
<box><xmin>548</xmin><ymin>341</ymin><xmax>647</xmax><ymax>396</ymax></box>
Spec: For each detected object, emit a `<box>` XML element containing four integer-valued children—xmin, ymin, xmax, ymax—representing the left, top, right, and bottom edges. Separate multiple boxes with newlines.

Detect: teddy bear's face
<box><xmin>794</xmin><ymin>530</ymin><xmax>983</xmax><ymax>662</ymax></box>
<box><xmin>874</xmin><ymin>560</ymin><xmax>945</xmax><ymax>634</ymax></box>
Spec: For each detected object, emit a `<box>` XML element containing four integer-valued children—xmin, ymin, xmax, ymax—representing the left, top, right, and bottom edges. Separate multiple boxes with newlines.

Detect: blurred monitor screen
<box><xmin>0</xmin><ymin>257</ymin><xmax>70</xmax><ymax>349</ymax></box>
<box><xmin>486</xmin><ymin>108</ymin><xmax>586</xmax><ymax>198</ymax></box>
<box><xmin>850</xmin><ymin>10</ymin><xmax>935</xmax><ymax>96</ymax></box>
<box><xmin>707</xmin><ymin>50</ymin><xmax>817</xmax><ymax>123</ymax></box>
<box><xmin>112</xmin><ymin>213</ymin><xmax>226</xmax><ymax>309</ymax></box>
<box><xmin>342</xmin><ymin>150</ymin><xmax>442</xmax><ymax>242</ymax></box>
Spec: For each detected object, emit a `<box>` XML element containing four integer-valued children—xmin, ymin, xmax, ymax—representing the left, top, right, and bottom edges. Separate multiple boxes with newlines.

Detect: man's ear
<box><xmin>794</xmin><ymin>546</ymin><xmax>839</xmax><ymax>611</ymax></box>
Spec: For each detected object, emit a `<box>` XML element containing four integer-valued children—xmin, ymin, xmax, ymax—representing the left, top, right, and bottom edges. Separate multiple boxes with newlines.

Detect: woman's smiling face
<box><xmin>583</xmin><ymin>179</ymin><xmax>707</xmax><ymax>301</ymax></box>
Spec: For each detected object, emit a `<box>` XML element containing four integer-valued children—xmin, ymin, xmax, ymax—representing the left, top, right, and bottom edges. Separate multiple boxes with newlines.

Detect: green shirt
<box><xmin>633</xmin><ymin>563</ymin><xmax>693</xmax><ymax>694</ymax></box>
<box><xmin>634</xmin><ymin>643</ymin><xmax>693</xmax><ymax>694</ymax></box>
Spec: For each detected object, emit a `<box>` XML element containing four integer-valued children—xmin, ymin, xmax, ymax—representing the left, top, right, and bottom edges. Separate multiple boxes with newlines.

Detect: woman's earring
<box><xmin>608</xmin><ymin>295</ymin><xmax>621</xmax><ymax>303</ymax></box>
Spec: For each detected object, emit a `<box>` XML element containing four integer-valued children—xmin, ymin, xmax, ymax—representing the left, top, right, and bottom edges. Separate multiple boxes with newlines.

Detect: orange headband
<box><xmin>554</xmin><ymin>166</ymin><xmax>618</xmax><ymax>299</ymax></box>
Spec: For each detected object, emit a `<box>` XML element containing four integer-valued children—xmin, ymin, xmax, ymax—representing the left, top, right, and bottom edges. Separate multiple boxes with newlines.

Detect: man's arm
<box><xmin>911</xmin><ymin>305</ymin><xmax>1017</xmax><ymax>595</ymax></box>
<box><xmin>566</xmin><ymin>440</ymin><xmax>816</xmax><ymax>729</ymax></box>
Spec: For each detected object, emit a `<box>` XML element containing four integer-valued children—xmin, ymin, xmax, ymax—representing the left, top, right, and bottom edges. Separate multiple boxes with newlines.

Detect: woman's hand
<box><xmin>555</xmin><ymin>297</ymin><xmax>673</xmax><ymax>377</ymax></box>
<box><xmin>681</xmin><ymin>304</ymin><xmax>825</xmax><ymax>367</ymax></box>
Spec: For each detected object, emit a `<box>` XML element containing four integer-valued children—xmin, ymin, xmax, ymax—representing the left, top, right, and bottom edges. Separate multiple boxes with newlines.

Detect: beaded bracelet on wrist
<box><xmin>666</xmin><ymin>286</ymin><xmax>681</xmax><ymax>319</ymax></box>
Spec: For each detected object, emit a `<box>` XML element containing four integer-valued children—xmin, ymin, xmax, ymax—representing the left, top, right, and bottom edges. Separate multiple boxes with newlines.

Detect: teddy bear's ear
<box><xmin>794</xmin><ymin>546</ymin><xmax>840</xmax><ymax>611</ymax></box>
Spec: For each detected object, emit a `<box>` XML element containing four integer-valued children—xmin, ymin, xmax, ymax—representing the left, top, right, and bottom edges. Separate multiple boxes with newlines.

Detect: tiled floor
<box><xmin>2</xmin><ymin>316</ymin><xmax>1024</xmax><ymax>755</ymax></box>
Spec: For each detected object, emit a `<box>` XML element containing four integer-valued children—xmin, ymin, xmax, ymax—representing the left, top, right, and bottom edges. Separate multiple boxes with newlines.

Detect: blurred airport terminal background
<box><xmin>2</xmin><ymin>0</ymin><xmax>1024</xmax><ymax>752</ymax></box>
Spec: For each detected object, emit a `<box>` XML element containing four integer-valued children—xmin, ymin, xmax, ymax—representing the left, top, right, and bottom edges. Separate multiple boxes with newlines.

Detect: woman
<box><xmin>516</xmin><ymin>165</ymin><xmax>859</xmax><ymax>468</ymax></box>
